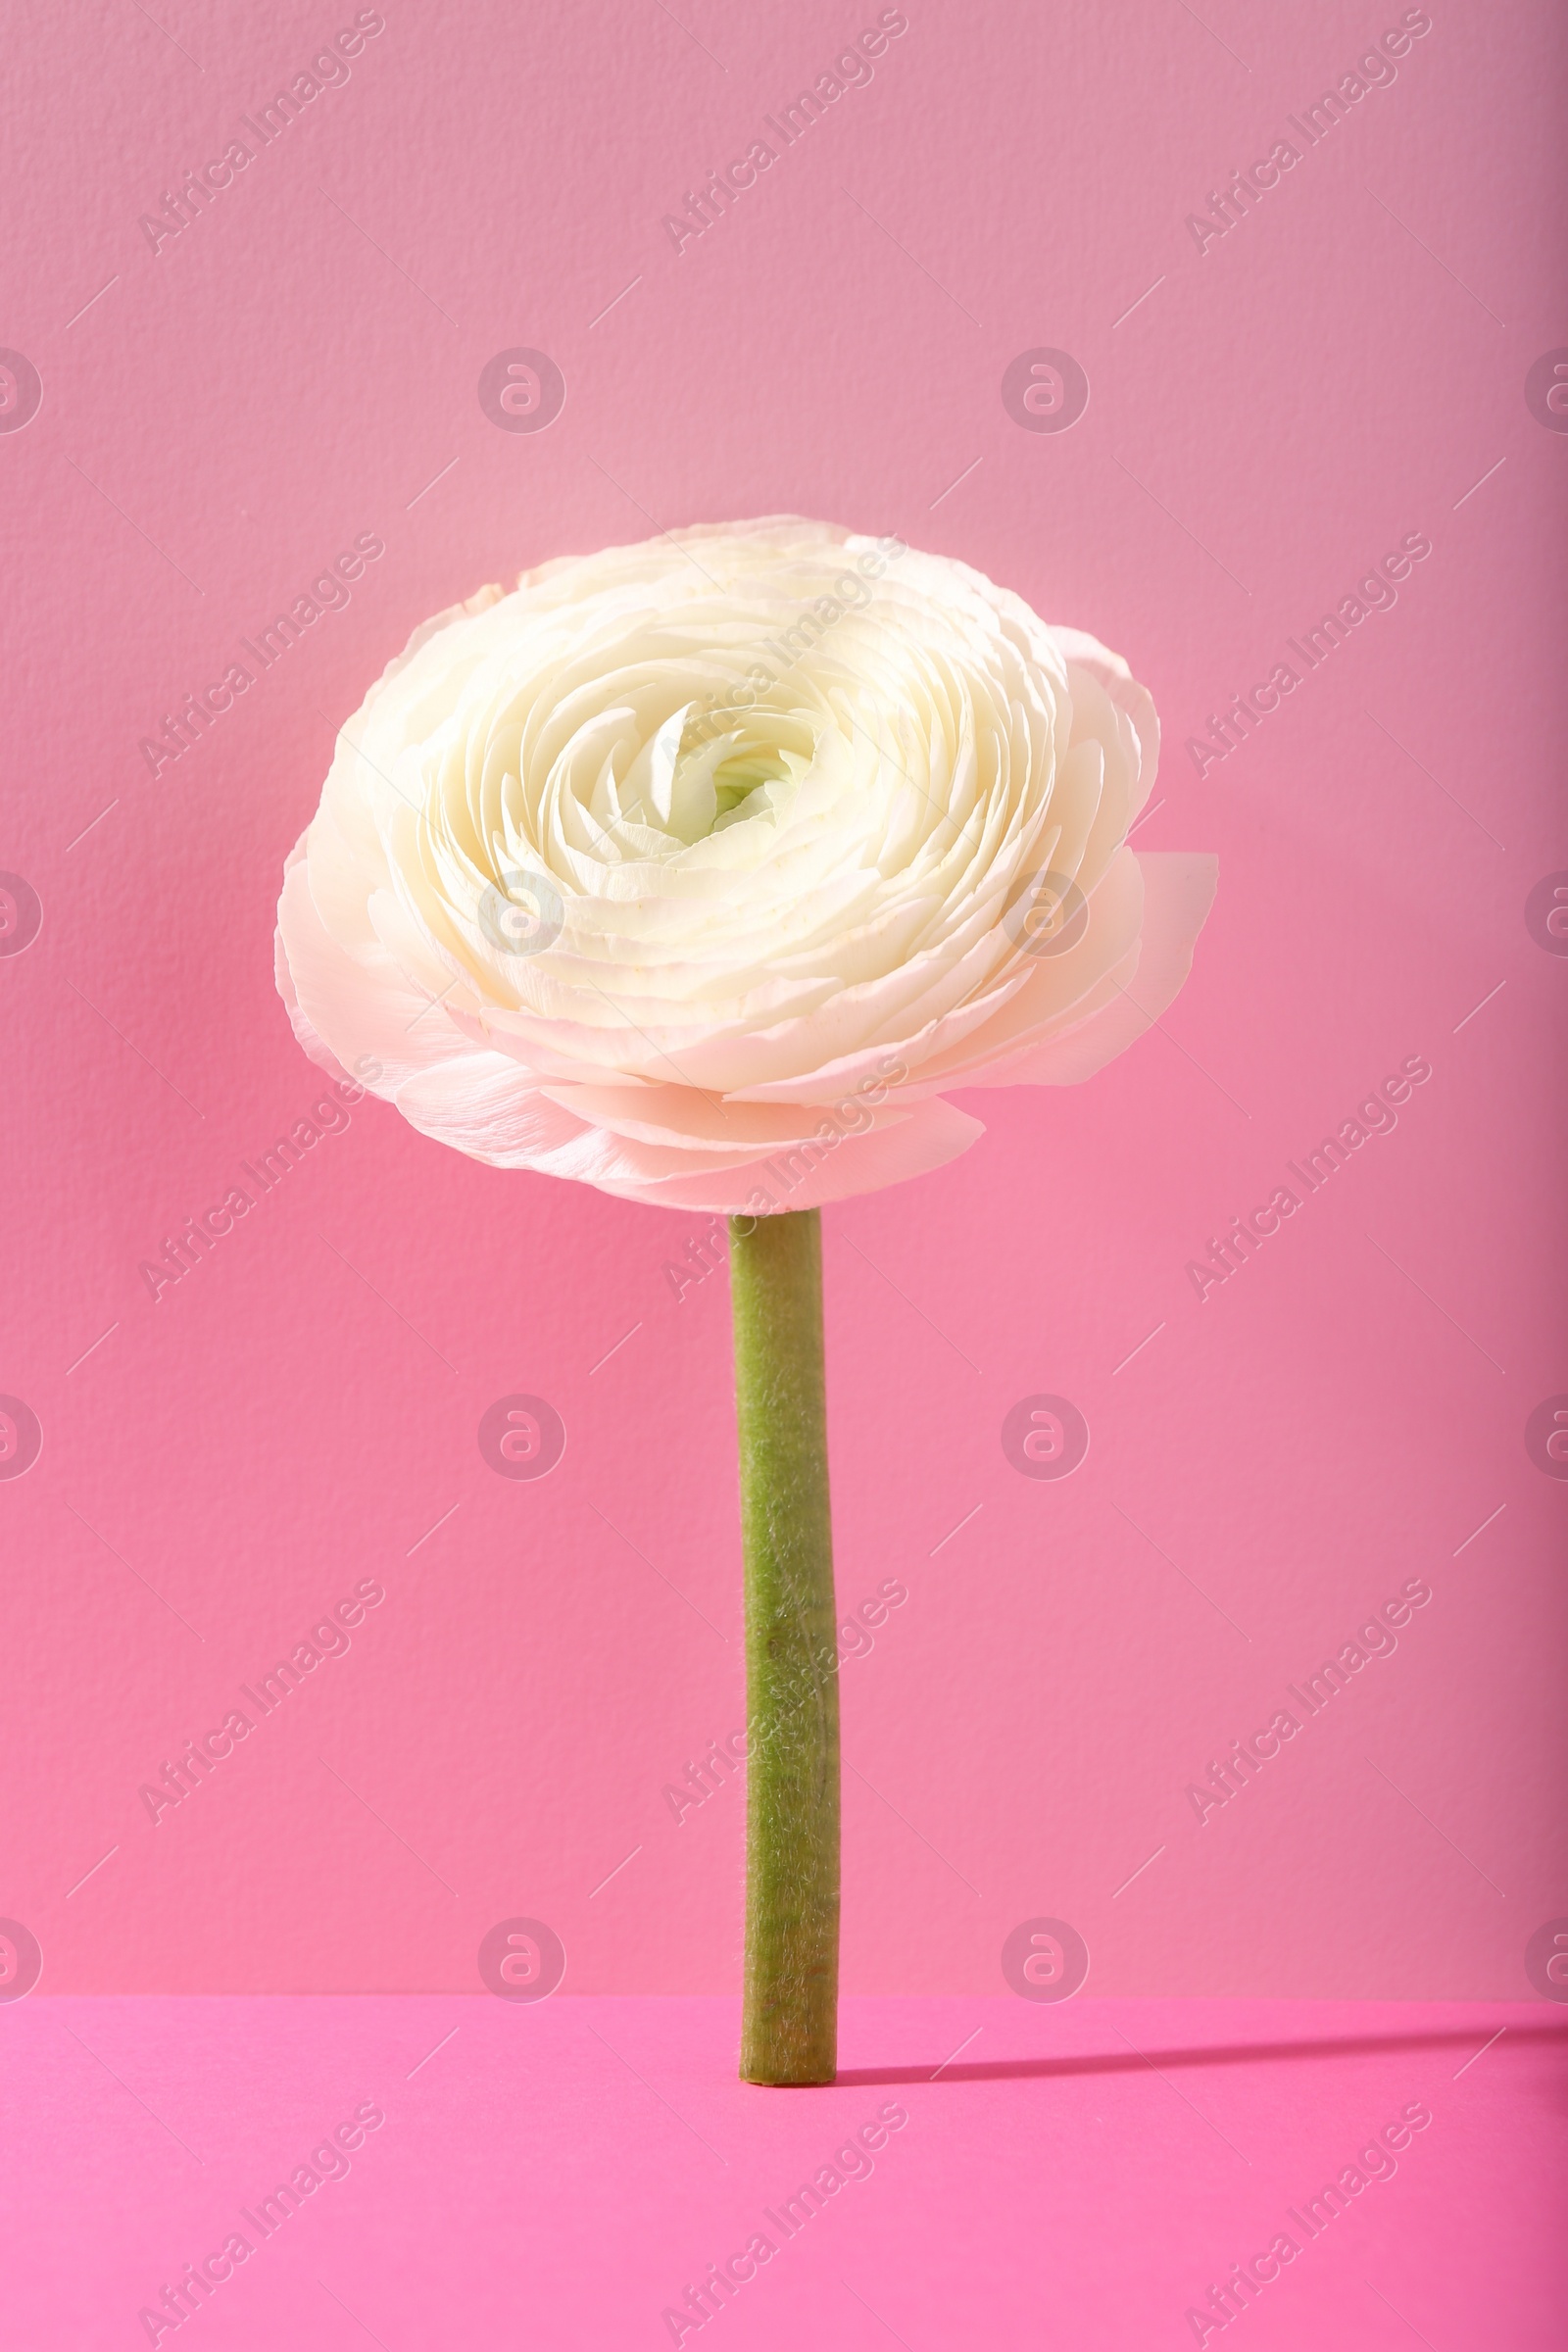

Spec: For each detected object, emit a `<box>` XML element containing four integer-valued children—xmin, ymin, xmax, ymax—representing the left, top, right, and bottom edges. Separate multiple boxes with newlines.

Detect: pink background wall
<box><xmin>3</xmin><ymin>0</ymin><xmax>1563</xmax><ymax>1999</ymax></box>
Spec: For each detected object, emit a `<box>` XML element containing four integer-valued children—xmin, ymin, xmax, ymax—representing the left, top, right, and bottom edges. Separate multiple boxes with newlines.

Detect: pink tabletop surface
<box><xmin>5</xmin><ymin>1995</ymin><xmax>1564</xmax><ymax>2349</ymax></box>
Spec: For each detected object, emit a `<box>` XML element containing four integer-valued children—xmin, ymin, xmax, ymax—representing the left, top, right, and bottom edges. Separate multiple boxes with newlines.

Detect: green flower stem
<box><xmin>729</xmin><ymin>1206</ymin><xmax>840</xmax><ymax>2086</ymax></box>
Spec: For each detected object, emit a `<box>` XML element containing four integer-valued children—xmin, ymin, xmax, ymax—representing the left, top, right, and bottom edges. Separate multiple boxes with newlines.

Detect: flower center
<box><xmin>710</xmin><ymin>751</ymin><xmax>785</xmax><ymax>826</ymax></box>
<box><xmin>600</xmin><ymin>696</ymin><xmax>808</xmax><ymax>849</ymax></box>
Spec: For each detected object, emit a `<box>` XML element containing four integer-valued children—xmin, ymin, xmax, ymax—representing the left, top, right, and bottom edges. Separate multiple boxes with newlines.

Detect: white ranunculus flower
<box><xmin>275</xmin><ymin>517</ymin><xmax>1215</xmax><ymax>1212</ymax></box>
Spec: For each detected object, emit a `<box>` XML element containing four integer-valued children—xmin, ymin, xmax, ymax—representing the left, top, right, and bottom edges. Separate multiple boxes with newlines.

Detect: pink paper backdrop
<box><xmin>2</xmin><ymin>0</ymin><xmax>1563</xmax><ymax>2002</ymax></box>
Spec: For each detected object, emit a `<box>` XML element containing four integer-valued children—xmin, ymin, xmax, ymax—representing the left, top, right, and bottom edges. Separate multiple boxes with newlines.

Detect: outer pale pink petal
<box><xmin>275</xmin><ymin>838</ymin><xmax>469</xmax><ymax>1091</ymax></box>
<box><xmin>392</xmin><ymin>1053</ymin><xmax>981</xmax><ymax>1205</ymax></box>
<box><xmin>389</xmin><ymin>1060</ymin><xmax>803</xmax><ymax>1191</ymax></box>
<box><xmin>963</xmin><ymin>851</ymin><xmax>1218</xmax><ymax>1088</ymax></box>
<box><xmin>391</xmin><ymin>1054</ymin><xmax>599</xmax><ymax>1167</ymax></box>
<box><xmin>532</xmin><ymin>1081</ymin><xmax>916</xmax><ymax>1156</ymax></box>
<box><xmin>273</xmin><ymin>839</ymin><xmax>358</xmax><ymax>1086</ymax></box>
<box><xmin>747</xmin><ymin>845</ymin><xmax>1151</xmax><ymax>1106</ymax></box>
<box><xmin>586</xmin><ymin>1096</ymin><xmax>986</xmax><ymax>1213</ymax></box>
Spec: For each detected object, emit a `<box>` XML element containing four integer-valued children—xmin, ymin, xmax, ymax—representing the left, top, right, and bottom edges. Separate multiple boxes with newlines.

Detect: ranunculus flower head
<box><xmin>275</xmin><ymin>518</ymin><xmax>1215</xmax><ymax>1211</ymax></box>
